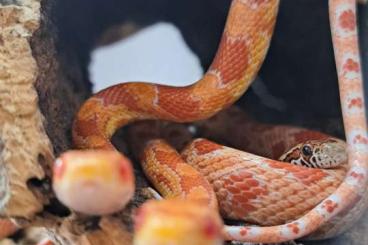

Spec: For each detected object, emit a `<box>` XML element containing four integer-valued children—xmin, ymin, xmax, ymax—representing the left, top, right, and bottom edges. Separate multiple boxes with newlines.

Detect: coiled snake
<box><xmin>51</xmin><ymin>0</ymin><xmax>368</xmax><ymax>244</ymax></box>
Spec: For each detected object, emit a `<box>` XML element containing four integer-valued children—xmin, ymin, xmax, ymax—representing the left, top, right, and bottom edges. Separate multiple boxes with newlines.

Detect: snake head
<box><xmin>134</xmin><ymin>199</ymin><xmax>223</xmax><ymax>245</ymax></box>
<box><xmin>279</xmin><ymin>138</ymin><xmax>347</xmax><ymax>168</ymax></box>
<box><xmin>52</xmin><ymin>150</ymin><xmax>134</xmax><ymax>215</ymax></box>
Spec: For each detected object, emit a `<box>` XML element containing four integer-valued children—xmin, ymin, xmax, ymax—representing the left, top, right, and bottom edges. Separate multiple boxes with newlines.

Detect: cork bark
<box><xmin>1</xmin><ymin>0</ymin><xmax>137</xmax><ymax>243</ymax></box>
<box><xmin>0</xmin><ymin>0</ymin><xmax>52</xmax><ymax>219</ymax></box>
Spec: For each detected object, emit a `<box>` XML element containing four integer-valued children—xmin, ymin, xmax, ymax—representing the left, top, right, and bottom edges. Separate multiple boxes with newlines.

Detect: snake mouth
<box><xmin>55</xmin><ymin>179</ymin><xmax>134</xmax><ymax>215</ymax></box>
<box><xmin>320</xmin><ymin>139</ymin><xmax>348</xmax><ymax>168</ymax></box>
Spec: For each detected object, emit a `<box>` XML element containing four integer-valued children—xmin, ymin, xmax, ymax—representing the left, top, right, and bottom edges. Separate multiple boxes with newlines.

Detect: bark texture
<box><xmin>1</xmin><ymin>0</ymin><xmax>139</xmax><ymax>243</ymax></box>
<box><xmin>0</xmin><ymin>0</ymin><xmax>52</xmax><ymax>219</ymax></box>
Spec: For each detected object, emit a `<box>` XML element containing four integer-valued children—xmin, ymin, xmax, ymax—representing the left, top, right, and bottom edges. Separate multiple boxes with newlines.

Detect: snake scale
<box><xmin>49</xmin><ymin>0</ymin><xmax>368</xmax><ymax>244</ymax></box>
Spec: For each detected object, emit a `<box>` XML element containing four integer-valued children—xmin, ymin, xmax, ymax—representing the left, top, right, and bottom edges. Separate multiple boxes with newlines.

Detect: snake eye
<box><xmin>302</xmin><ymin>145</ymin><xmax>313</xmax><ymax>156</ymax></box>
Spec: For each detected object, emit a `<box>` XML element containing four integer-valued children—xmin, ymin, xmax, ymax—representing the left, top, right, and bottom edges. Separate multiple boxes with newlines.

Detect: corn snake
<box><xmin>50</xmin><ymin>0</ymin><xmax>368</xmax><ymax>244</ymax></box>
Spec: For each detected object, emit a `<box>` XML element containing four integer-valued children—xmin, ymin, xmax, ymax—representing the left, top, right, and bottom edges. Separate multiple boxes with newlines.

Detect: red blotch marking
<box><xmin>209</xmin><ymin>34</ymin><xmax>249</xmax><ymax>85</ymax></box>
<box><xmin>350</xmin><ymin>171</ymin><xmax>365</xmax><ymax>181</ymax></box>
<box><xmin>322</xmin><ymin>200</ymin><xmax>338</xmax><ymax>213</ymax></box>
<box><xmin>227</xmin><ymin>186</ymin><xmax>241</xmax><ymax>194</ymax></box>
<box><xmin>157</xmin><ymin>86</ymin><xmax>201</xmax><ymax>120</ymax></box>
<box><xmin>343</xmin><ymin>58</ymin><xmax>360</xmax><ymax>73</ymax></box>
<box><xmin>53</xmin><ymin>158</ymin><xmax>66</xmax><ymax>180</ymax></box>
<box><xmin>193</xmin><ymin>140</ymin><xmax>223</xmax><ymax>155</ymax></box>
<box><xmin>271</xmin><ymin>141</ymin><xmax>286</xmax><ymax>159</ymax></box>
<box><xmin>98</xmin><ymin>85</ymin><xmax>142</xmax><ymax>112</ymax></box>
<box><xmin>73</xmin><ymin>117</ymin><xmax>99</xmax><ymax>140</ymax></box>
<box><xmin>234</xmin><ymin>182</ymin><xmax>250</xmax><ymax>190</ymax></box>
<box><xmin>292</xmin><ymin>131</ymin><xmax>328</xmax><ymax>144</ymax></box>
<box><xmin>268</xmin><ymin>161</ymin><xmax>327</xmax><ymax>185</ymax></box>
<box><xmin>241</xmin><ymin>191</ymin><xmax>257</xmax><ymax>200</ymax></box>
<box><xmin>233</xmin><ymin>194</ymin><xmax>250</xmax><ymax>203</ymax></box>
<box><xmin>38</xmin><ymin>240</ymin><xmax>55</xmax><ymax>245</ymax></box>
<box><xmin>245</xmin><ymin>179</ymin><xmax>259</xmax><ymax>187</ymax></box>
<box><xmin>230</xmin><ymin>174</ymin><xmax>243</xmax><ymax>182</ymax></box>
<box><xmin>239</xmin><ymin>227</ymin><xmax>251</xmax><ymax>236</ymax></box>
<box><xmin>221</xmin><ymin>171</ymin><xmax>268</xmax><ymax>218</ymax></box>
<box><xmin>339</xmin><ymin>9</ymin><xmax>356</xmax><ymax>31</ymax></box>
<box><xmin>348</xmin><ymin>97</ymin><xmax>363</xmax><ymax>109</ymax></box>
<box><xmin>353</xmin><ymin>134</ymin><xmax>368</xmax><ymax>145</ymax></box>
<box><xmin>287</xmin><ymin>222</ymin><xmax>300</xmax><ymax>234</ymax></box>
<box><xmin>224</xmin><ymin>179</ymin><xmax>233</xmax><ymax>186</ymax></box>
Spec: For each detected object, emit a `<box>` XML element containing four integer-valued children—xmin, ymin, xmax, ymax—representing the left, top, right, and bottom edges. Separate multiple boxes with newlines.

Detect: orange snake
<box><xmin>50</xmin><ymin>0</ymin><xmax>368</xmax><ymax>244</ymax></box>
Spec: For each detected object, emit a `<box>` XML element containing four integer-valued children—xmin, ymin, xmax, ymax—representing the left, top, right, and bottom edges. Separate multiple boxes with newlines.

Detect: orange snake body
<box><xmin>52</xmin><ymin>0</ymin><xmax>368</xmax><ymax>244</ymax></box>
